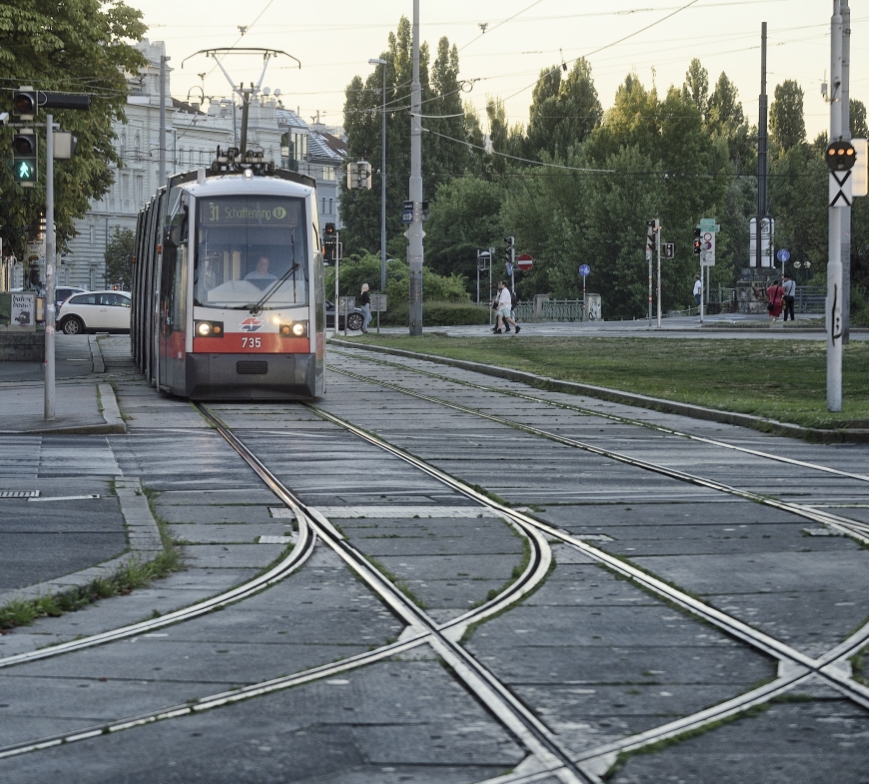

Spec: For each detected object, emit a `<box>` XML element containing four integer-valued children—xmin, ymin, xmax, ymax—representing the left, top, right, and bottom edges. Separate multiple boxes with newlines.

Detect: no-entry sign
<box><xmin>516</xmin><ymin>253</ymin><xmax>533</xmax><ymax>271</ymax></box>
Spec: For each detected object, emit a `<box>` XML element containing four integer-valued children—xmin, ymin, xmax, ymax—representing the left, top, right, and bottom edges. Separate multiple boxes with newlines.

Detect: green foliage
<box><xmin>104</xmin><ymin>227</ymin><xmax>135</xmax><ymax>290</ymax></box>
<box><xmin>770</xmin><ymin>80</ymin><xmax>807</xmax><ymax>152</ymax></box>
<box><xmin>324</xmin><ymin>252</ymin><xmax>471</xmax><ymax>325</ymax></box>
<box><xmin>525</xmin><ymin>58</ymin><xmax>602</xmax><ymax>162</ymax></box>
<box><xmin>0</xmin><ymin>0</ymin><xmax>146</xmax><ymax>257</ymax></box>
<box><xmin>424</xmin><ymin>176</ymin><xmax>506</xmax><ymax>288</ymax></box>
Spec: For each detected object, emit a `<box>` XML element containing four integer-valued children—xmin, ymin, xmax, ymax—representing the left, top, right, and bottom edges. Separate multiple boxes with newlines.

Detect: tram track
<box><xmin>328</xmin><ymin>346</ymin><xmax>869</xmax><ymax>484</ymax></box>
<box><xmin>3</xmin><ymin>357</ymin><xmax>868</xmax><ymax>781</ymax></box>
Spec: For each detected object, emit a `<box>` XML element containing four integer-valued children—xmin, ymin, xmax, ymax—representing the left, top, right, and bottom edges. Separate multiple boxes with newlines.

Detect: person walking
<box><xmin>693</xmin><ymin>275</ymin><xmax>702</xmax><ymax>312</ymax></box>
<box><xmin>492</xmin><ymin>280</ymin><xmax>520</xmax><ymax>334</ymax></box>
<box><xmin>781</xmin><ymin>273</ymin><xmax>796</xmax><ymax>322</ymax></box>
<box><xmin>767</xmin><ymin>279</ymin><xmax>784</xmax><ymax>321</ymax></box>
<box><xmin>359</xmin><ymin>283</ymin><xmax>371</xmax><ymax>334</ymax></box>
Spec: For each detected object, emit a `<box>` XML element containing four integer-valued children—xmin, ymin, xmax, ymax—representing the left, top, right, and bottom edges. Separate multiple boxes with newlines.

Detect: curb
<box><xmin>0</xmin><ymin>477</ymin><xmax>164</xmax><ymax>608</ymax></box>
<box><xmin>331</xmin><ymin>340</ymin><xmax>869</xmax><ymax>444</ymax></box>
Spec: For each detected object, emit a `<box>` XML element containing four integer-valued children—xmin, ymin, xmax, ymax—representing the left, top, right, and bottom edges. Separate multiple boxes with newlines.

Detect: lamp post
<box><xmin>369</xmin><ymin>57</ymin><xmax>387</xmax><ymax>294</ymax></box>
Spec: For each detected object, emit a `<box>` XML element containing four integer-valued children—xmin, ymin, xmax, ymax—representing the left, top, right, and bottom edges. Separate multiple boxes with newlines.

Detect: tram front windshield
<box><xmin>194</xmin><ymin>195</ymin><xmax>309</xmax><ymax>310</ymax></box>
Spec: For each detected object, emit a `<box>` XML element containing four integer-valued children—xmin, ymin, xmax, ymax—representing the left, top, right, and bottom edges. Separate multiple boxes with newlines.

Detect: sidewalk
<box><xmin>0</xmin><ymin>334</ymin><xmax>125</xmax><ymax>434</ymax></box>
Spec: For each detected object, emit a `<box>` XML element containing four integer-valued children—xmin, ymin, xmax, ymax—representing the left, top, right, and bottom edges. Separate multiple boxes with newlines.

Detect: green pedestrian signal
<box><xmin>11</xmin><ymin>131</ymin><xmax>38</xmax><ymax>186</ymax></box>
<box><xmin>15</xmin><ymin>160</ymin><xmax>37</xmax><ymax>183</ymax></box>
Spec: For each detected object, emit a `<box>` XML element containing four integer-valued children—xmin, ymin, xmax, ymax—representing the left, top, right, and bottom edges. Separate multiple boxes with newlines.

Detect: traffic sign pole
<box><xmin>45</xmin><ymin>114</ymin><xmax>55</xmax><ymax>420</ymax></box>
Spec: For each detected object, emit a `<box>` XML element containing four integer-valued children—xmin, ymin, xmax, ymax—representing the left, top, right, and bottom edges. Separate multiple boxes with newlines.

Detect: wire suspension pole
<box><xmin>408</xmin><ymin>0</ymin><xmax>424</xmax><ymax>336</ymax></box>
<box><xmin>828</xmin><ymin>1</ymin><xmax>844</xmax><ymax>412</ymax></box>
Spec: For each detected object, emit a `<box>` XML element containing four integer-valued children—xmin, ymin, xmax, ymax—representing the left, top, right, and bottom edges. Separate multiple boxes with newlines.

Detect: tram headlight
<box><xmin>195</xmin><ymin>320</ymin><xmax>224</xmax><ymax>337</ymax></box>
<box><xmin>279</xmin><ymin>321</ymin><xmax>307</xmax><ymax>337</ymax></box>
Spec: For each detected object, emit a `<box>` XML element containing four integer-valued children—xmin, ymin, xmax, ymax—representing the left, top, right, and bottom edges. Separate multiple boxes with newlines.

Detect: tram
<box><xmin>131</xmin><ymin>149</ymin><xmax>326</xmax><ymax>400</ymax></box>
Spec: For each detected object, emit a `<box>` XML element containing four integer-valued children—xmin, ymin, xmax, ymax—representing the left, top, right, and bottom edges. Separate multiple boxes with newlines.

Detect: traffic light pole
<box><xmin>656</xmin><ymin>227</ymin><xmax>662</xmax><ymax>329</ymax></box>
<box><xmin>45</xmin><ymin>114</ymin><xmax>56</xmax><ymax>420</ymax></box>
<box><xmin>828</xmin><ymin>2</ymin><xmax>844</xmax><ymax>412</ymax></box>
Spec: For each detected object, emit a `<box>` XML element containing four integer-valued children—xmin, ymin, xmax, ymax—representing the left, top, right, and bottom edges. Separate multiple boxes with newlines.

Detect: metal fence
<box><xmin>515</xmin><ymin>299</ymin><xmax>587</xmax><ymax>322</ymax></box>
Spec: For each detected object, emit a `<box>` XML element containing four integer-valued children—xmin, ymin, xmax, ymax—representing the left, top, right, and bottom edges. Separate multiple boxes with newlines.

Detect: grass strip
<box><xmin>352</xmin><ymin>335</ymin><xmax>869</xmax><ymax>430</ymax></box>
<box><xmin>0</xmin><ymin>550</ymin><xmax>180</xmax><ymax>631</ymax></box>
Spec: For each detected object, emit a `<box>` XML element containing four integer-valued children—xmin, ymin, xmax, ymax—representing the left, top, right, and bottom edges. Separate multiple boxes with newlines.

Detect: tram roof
<box><xmin>177</xmin><ymin>171</ymin><xmax>315</xmax><ymax>200</ymax></box>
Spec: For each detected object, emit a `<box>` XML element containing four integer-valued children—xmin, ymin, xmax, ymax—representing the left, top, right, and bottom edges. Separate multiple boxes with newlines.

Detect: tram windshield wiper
<box><xmin>247</xmin><ymin>263</ymin><xmax>300</xmax><ymax>315</ymax></box>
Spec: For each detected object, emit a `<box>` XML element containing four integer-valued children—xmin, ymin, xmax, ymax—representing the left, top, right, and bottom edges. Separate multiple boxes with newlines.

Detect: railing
<box><xmin>514</xmin><ymin>301</ymin><xmax>585</xmax><ymax>322</ymax></box>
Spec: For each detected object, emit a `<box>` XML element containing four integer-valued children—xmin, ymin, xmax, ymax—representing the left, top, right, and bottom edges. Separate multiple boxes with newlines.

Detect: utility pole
<box><xmin>44</xmin><ymin>114</ymin><xmax>55</xmax><ymax>420</ymax></box>
<box><xmin>756</xmin><ymin>22</ymin><xmax>768</xmax><ymax>269</ymax></box>
<box><xmin>369</xmin><ymin>58</ymin><xmax>388</xmax><ymax>294</ymax></box>
<box><xmin>828</xmin><ymin>1</ymin><xmax>844</xmax><ymax>412</ymax></box>
<box><xmin>159</xmin><ymin>54</ymin><xmax>169</xmax><ymax>187</ymax></box>
<box><xmin>407</xmin><ymin>0</ymin><xmax>424</xmax><ymax>335</ymax></box>
<box><xmin>841</xmin><ymin>0</ymin><xmax>851</xmax><ymax>343</ymax></box>
<box><xmin>656</xmin><ymin>223</ymin><xmax>662</xmax><ymax>330</ymax></box>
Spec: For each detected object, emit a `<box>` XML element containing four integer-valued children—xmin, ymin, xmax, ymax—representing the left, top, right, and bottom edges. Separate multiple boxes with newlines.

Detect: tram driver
<box><xmin>244</xmin><ymin>255</ymin><xmax>278</xmax><ymax>285</ymax></box>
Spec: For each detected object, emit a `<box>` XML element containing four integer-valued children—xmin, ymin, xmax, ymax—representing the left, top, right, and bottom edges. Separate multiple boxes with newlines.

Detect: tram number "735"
<box><xmin>241</xmin><ymin>337</ymin><xmax>262</xmax><ymax>349</ymax></box>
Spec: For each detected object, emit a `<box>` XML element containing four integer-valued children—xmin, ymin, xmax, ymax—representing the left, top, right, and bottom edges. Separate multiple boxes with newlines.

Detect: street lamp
<box><xmin>369</xmin><ymin>57</ymin><xmax>387</xmax><ymax>294</ymax></box>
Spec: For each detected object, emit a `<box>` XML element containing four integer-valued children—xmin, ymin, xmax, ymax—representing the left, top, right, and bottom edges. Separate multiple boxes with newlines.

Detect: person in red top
<box><xmin>767</xmin><ymin>280</ymin><xmax>784</xmax><ymax>321</ymax></box>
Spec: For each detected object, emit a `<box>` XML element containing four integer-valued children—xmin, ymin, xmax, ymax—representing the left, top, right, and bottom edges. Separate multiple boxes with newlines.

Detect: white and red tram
<box><xmin>132</xmin><ymin>157</ymin><xmax>326</xmax><ymax>399</ymax></box>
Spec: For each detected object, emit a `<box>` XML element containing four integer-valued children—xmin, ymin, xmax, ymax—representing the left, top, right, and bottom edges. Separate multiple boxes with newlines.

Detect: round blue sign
<box><xmin>776</xmin><ymin>249</ymin><xmax>790</xmax><ymax>263</ymax></box>
<box><xmin>579</xmin><ymin>264</ymin><xmax>591</xmax><ymax>277</ymax></box>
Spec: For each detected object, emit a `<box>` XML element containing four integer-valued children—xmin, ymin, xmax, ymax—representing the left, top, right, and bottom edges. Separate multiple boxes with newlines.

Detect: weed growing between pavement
<box><xmin>356</xmin><ymin>336</ymin><xmax>869</xmax><ymax>430</ymax></box>
<box><xmin>362</xmin><ymin>554</ymin><xmax>427</xmax><ymax>609</ymax></box>
<box><xmin>0</xmin><ymin>550</ymin><xmax>181</xmax><ymax>631</ymax></box>
<box><xmin>602</xmin><ymin>702</ymin><xmax>771</xmax><ymax>780</ymax></box>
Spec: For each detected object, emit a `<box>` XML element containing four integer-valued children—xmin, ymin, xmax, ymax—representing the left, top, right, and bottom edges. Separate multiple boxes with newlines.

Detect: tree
<box><xmin>850</xmin><ymin>99</ymin><xmax>868</xmax><ymax>139</ymax></box>
<box><xmin>424</xmin><ymin>176</ymin><xmax>505</xmax><ymax>292</ymax></box>
<box><xmin>0</xmin><ymin>0</ymin><xmax>146</xmax><ymax>258</ymax></box>
<box><xmin>341</xmin><ymin>18</ymin><xmax>473</xmax><ymax>256</ymax></box>
<box><xmin>104</xmin><ymin>227</ymin><xmax>135</xmax><ymax>290</ymax></box>
<box><xmin>525</xmin><ymin>58</ymin><xmax>602</xmax><ymax>161</ymax></box>
<box><xmin>769</xmin><ymin>80</ymin><xmax>806</xmax><ymax>152</ymax></box>
<box><xmin>681</xmin><ymin>59</ymin><xmax>709</xmax><ymax>120</ymax></box>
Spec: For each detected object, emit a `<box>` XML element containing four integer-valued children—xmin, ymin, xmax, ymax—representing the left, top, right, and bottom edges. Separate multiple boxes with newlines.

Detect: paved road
<box><xmin>0</xmin><ymin>335</ymin><xmax>867</xmax><ymax>783</ymax></box>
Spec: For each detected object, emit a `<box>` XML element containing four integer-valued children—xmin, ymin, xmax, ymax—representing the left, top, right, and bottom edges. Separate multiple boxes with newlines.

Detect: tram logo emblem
<box><xmin>272</xmin><ymin>206</ymin><xmax>287</xmax><ymax>220</ymax></box>
<box><xmin>239</xmin><ymin>317</ymin><xmax>263</xmax><ymax>332</ymax></box>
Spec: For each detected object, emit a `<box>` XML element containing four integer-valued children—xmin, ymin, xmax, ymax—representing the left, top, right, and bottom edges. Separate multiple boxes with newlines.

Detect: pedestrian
<box><xmin>359</xmin><ymin>283</ymin><xmax>371</xmax><ymax>334</ymax></box>
<box><xmin>693</xmin><ymin>275</ymin><xmax>702</xmax><ymax>311</ymax></box>
<box><xmin>781</xmin><ymin>273</ymin><xmax>796</xmax><ymax>322</ymax></box>
<box><xmin>767</xmin><ymin>279</ymin><xmax>784</xmax><ymax>321</ymax></box>
<box><xmin>492</xmin><ymin>280</ymin><xmax>520</xmax><ymax>334</ymax></box>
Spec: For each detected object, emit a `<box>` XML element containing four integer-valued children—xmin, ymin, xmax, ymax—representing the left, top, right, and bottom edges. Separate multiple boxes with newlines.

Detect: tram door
<box><xmin>159</xmin><ymin>193</ymin><xmax>189</xmax><ymax>392</ymax></box>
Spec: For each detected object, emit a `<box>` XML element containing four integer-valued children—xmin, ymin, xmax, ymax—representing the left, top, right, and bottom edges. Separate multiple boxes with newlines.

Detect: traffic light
<box><xmin>693</xmin><ymin>227</ymin><xmax>702</xmax><ymax>255</ymax></box>
<box><xmin>12</xmin><ymin>90</ymin><xmax>37</xmax><ymax>119</ymax></box>
<box><xmin>505</xmin><ymin>236</ymin><xmax>514</xmax><ymax>265</ymax></box>
<box><xmin>646</xmin><ymin>219</ymin><xmax>658</xmax><ymax>253</ymax></box>
<box><xmin>826</xmin><ymin>141</ymin><xmax>857</xmax><ymax>172</ymax></box>
<box><xmin>12</xmin><ymin>131</ymin><xmax>38</xmax><ymax>186</ymax></box>
<box><xmin>323</xmin><ymin>223</ymin><xmax>336</xmax><ymax>262</ymax></box>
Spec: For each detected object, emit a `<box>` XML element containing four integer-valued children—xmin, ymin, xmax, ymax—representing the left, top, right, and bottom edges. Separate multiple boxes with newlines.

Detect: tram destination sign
<box><xmin>201</xmin><ymin>198</ymin><xmax>299</xmax><ymax>227</ymax></box>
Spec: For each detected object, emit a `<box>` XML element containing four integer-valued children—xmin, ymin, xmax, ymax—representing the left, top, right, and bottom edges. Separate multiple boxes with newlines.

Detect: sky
<box><xmin>133</xmin><ymin>0</ymin><xmax>863</xmax><ymax>141</ymax></box>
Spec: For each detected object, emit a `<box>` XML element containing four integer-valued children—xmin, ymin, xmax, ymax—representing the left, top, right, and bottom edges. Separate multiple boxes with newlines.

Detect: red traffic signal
<box><xmin>12</xmin><ymin>91</ymin><xmax>36</xmax><ymax>117</ymax></box>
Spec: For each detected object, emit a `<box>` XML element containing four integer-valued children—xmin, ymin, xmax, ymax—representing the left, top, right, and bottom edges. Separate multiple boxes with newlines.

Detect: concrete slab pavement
<box><xmin>0</xmin><ymin>334</ymin><xmax>125</xmax><ymax>435</ymax></box>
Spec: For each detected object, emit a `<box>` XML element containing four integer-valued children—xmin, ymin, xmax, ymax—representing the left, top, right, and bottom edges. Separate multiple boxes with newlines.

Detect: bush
<box><xmin>382</xmin><ymin>301</ymin><xmax>491</xmax><ymax>327</ymax></box>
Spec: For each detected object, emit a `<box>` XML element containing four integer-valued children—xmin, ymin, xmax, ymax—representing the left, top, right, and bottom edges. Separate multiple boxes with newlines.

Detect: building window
<box><xmin>134</xmin><ymin>133</ymin><xmax>140</xmax><ymax>161</ymax></box>
<box><xmin>328</xmin><ymin>198</ymin><xmax>333</xmax><ymax>214</ymax></box>
<box><xmin>89</xmin><ymin>226</ymin><xmax>94</xmax><ymax>244</ymax></box>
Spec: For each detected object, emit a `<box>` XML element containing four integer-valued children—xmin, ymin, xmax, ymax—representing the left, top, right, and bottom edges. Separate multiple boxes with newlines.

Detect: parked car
<box><xmin>55</xmin><ymin>286</ymin><xmax>87</xmax><ymax>311</ymax></box>
<box><xmin>57</xmin><ymin>290</ymin><xmax>132</xmax><ymax>334</ymax></box>
<box><xmin>325</xmin><ymin>299</ymin><xmax>364</xmax><ymax>332</ymax></box>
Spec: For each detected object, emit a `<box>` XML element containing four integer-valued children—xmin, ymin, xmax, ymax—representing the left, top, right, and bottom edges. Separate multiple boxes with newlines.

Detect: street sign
<box><xmin>662</xmin><ymin>243</ymin><xmax>675</xmax><ymax>259</ymax></box>
<box><xmin>776</xmin><ymin>249</ymin><xmax>790</xmax><ymax>263</ymax></box>
<box><xmin>579</xmin><ymin>264</ymin><xmax>591</xmax><ymax>277</ymax></box>
<box><xmin>506</xmin><ymin>262</ymin><xmax>513</xmax><ymax>276</ymax></box>
<box><xmin>516</xmin><ymin>253</ymin><xmax>533</xmax><ymax>271</ymax></box>
<box><xmin>370</xmin><ymin>293</ymin><xmax>387</xmax><ymax>312</ymax></box>
<box><xmin>700</xmin><ymin>232</ymin><xmax>716</xmax><ymax>267</ymax></box>
<box><xmin>699</xmin><ymin>218</ymin><xmax>720</xmax><ymax>232</ymax></box>
<box><xmin>402</xmin><ymin>200</ymin><xmax>414</xmax><ymax>223</ymax></box>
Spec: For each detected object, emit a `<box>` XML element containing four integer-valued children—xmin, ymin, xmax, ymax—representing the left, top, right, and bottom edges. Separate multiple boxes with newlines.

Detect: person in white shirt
<box><xmin>493</xmin><ymin>280</ymin><xmax>520</xmax><ymax>334</ymax></box>
<box><xmin>693</xmin><ymin>275</ymin><xmax>702</xmax><ymax>309</ymax></box>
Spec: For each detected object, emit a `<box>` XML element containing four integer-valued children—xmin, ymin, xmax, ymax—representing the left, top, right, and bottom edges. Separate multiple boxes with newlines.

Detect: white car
<box><xmin>57</xmin><ymin>290</ymin><xmax>132</xmax><ymax>334</ymax></box>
